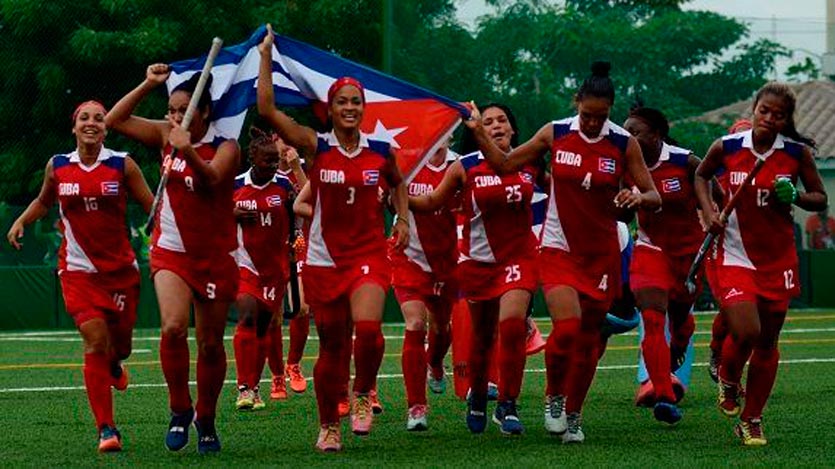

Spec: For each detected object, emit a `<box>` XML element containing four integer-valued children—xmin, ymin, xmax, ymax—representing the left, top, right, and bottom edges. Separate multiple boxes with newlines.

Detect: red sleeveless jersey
<box><xmin>305</xmin><ymin>131</ymin><xmax>400</xmax><ymax>268</ymax></box>
<box><xmin>716</xmin><ymin>130</ymin><xmax>803</xmax><ymax>274</ymax></box>
<box><xmin>458</xmin><ymin>152</ymin><xmax>537</xmax><ymax>264</ymax></box>
<box><xmin>153</xmin><ymin>138</ymin><xmax>237</xmax><ymax>257</ymax></box>
<box><xmin>53</xmin><ymin>148</ymin><xmax>136</xmax><ymax>274</ymax></box>
<box><xmin>634</xmin><ymin>142</ymin><xmax>702</xmax><ymax>257</ymax></box>
<box><xmin>233</xmin><ymin>170</ymin><xmax>294</xmax><ymax>283</ymax></box>
<box><xmin>541</xmin><ymin>116</ymin><xmax>629</xmax><ymax>259</ymax></box>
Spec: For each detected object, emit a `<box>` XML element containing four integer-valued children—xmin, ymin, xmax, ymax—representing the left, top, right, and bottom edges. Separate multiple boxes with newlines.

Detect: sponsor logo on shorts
<box><xmin>724</xmin><ymin>287</ymin><xmax>744</xmax><ymax>299</ymax></box>
<box><xmin>598</xmin><ymin>158</ymin><xmax>616</xmax><ymax>174</ymax></box>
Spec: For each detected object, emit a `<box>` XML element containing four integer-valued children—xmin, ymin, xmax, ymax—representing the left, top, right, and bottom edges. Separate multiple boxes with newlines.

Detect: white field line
<box><xmin>1</xmin><ymin>357</ymin><xmax>834</xmax><ymax>394</ymax></box>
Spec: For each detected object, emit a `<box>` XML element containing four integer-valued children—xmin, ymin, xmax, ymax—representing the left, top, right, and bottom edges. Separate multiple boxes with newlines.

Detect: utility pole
<box><xmin>824</xmin><ymin>0</ymin><xmax>835</xmax><ymax>77</ymax></box>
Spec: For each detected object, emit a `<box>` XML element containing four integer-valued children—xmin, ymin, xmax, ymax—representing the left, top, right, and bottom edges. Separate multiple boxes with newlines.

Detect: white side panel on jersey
<box><xmin>306</xmin><ymin>189</ymin><xmax>336</xmax><ymax>267</ymax></box>
<box><xmin>404</xmin><ymin>211</ymin><xmax>432</xmax><ymax>273</ymax></box>
<box><xmin>721</xmin><ymin>210</ymin><xmax>755</xmax><ymax>269</ymax></box>
<box><xmin>635</xmin><ymin>227</ymin><xmax>662</xmax><ymax>251</ymax></box>
<box><xmin>467</xmin><ymin>192</ymin><xmax>496</xmax><ymax>263</ymax></box>
<box><xmin>156</xmin><ymin>188</ymin><xmax>186</xmax><ymax>253</ymax></box>
<box><xmin>540</xmin><ymin>182</ymin><xmax>570</xmax><ymax>251</ymax></box>
<box><xmin>59</xmin><ymin>207</ymin><xmax>97</xmax><ymax>273</ymax></box>
<box><xmin>234</xmin><ymin>225</ymin><xmax>259</xmax><ymax>275</ymax></box>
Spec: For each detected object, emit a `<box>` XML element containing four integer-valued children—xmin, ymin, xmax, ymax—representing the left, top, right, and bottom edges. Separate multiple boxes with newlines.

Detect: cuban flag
<box><xmin>598</xmin><ymin>158</ymin><xmax>616</xmax><ymax>174</ymax></box>
<box><xmin>166</xmin><ymin>25</ymin><xmax>470</xmax><ymax>182</ymax></box>
<box><xmin>265</xmin><ymin>195</ymin><xmax>283</xmax><ymax>207</ymax></box>
<box><xmin>362</xmin><ymin>170</ymin><xmax>380</xmax><ymax>186</ymax></box>
<box><xmin>661</xmin><ymin>178</ymin><xmax>681</xmax><ymax>193</ymax></box>
<box><xmin>100</xmin><ymin>181</ymin><xmax>120</xmax><ymax>196</ymax></box>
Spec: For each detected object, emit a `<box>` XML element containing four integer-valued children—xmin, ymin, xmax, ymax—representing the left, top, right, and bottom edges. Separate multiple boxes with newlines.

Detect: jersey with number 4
<box><xmin>234</xmin><ymin>170</ymin><xmax>294</xmax><ymax>283</ymax></box>
<box><xmin>306</xmin><ymin>131</ymin><xmax>400</xmax><ymax>268</ymax></box>
<box><xmin>716</xmin><ymin>130</ymin><xmax>802</xmax><ymax>275</ymax></box>
<box><xmin>542</xmin><ymin>116</ymin><xmax>629</xmax><ymax>259</ymax></box>
<box><xmin>53</xmin><ymin>148</ymin><xmax>136</xmax><ymax>274</ymax></box>
<box><xmin>459</xmin><ymin>152</ymin><xmax>537</xmax><ymax>264</ymax></box>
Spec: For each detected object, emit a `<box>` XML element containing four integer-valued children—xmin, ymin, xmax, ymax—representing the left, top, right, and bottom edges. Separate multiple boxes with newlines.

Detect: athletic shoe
<box><xmin>525</xmin><ymin>318</ymin><xmax>546</xmax><ymax>355</ymax></box>
<box><xmin>270</xmin><ymin>376</ymin><xmax>288</xmax><ymax>400</ymax></box>
<box><xmin>466</xmin><ymin>394</ymin><xmax>488</xmax><ymax>434</ymax></box>
<box><xmin>195</xmin><ymin>420</ymin><xmax>221</xmax><ymax>454</ymax></box>
<box><xmin>670</xmin><ymin>344</ymin><xmax>687</xmax><ymax>373</ymax></box>
<box><xmin>544</xmin><ymin>394</ymin><xmax>567</xmax><ymax>434</ymax></box>
<box><xmin>316</xmin><ymin>423</ymin><xmax>342</xmax><ymax>452</ymax></box>
<box><xmin>351</xmin><ymin>394</ymin><xmax>374</xmax><ymax>436</ymax></box>
<box><xmin>165</xmin><ymin>408</ymin><xmax>195</xmax><ymax>452</ymax></box>
<box><xmin>735</xmin><ymin>418</ymin><xmax>767</xmax><ymax>446</ymax></box>
<box><xmin>635</xmin><ymin>380</ymin><xmax>655</xmax><ymax>408</ymax></box>
<box><xmin>252</xmin><ymin>386</ymin><xmax>266</xmax><ymax>410</ymax></box>
<box><xmin>561</xmin><ymin>412</ymin><xmax>585</xmax><ymax>444</ymax></box>
<box><xmin>98</xmin><ymin>425</ymin><xmax>122</xmax><ymax>453</ymax></box>
<box><xmin>671</xmin><ymin>374</ymin><xmax>686</xmax><ymax>403</ymax></box>
<box><xmin>406</xmin><ymin>404</ymin><xmax>428</xmax><ymax>432</ymax></box>
<box><xmin>708</xmin><ymin>348</ymin><xmax>721</xmax><ymax>383</ymax></box>
<box><xmin>428</xmin><ymin>366</ymin><xmax>447</xmax><ymax>394</ymax></box>
<box><xmin>338</xmin><ymin>393</ymin><xmax>351</xmax><ymax>418</ymax></box>
<box><xmin>369</xmin><ymin>389</ymin><xmax>384</xmax><ymax>415</ymax></box>
<box><xmin>653</xmin><ymin>401</ymin><xmax>683</xmax><ymax>424</ymax></box>
<box><xmin>493</xmin><ymin>400</ymin><xmax>524</xmax><ymax>435</ymax></box>
<box><xmin>718</xmin><ymin>379</ymin><xmax>741</xmax><ymax>417</ymax></box>
<box><xmin>487</xmin><ymin>382</ymin><xmax>499</xmax><ymax>401</ymax></box>
<box><xmin>236</xmin><ymin>386</ymin><xmax>255</xmax><ymax>411</ymax></box>
<box><xmin>112</xmin><ymin>363</ymin><xmax>129</xmax><ymax>391</ymax></box>
<box><xmin>286</xmin><ymin>363</ymin><xmax>307</xmax><ymax>394</ymax></box>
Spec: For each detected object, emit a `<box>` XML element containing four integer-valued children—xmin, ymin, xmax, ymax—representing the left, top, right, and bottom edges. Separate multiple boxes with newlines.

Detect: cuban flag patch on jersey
<box><xmin>661</xmin><ymin>178</ymin><xmax>681</xmax><ymax>193</ymax></box>
<box><xmin>598</xmin><ymin>158</ymin><xmax>616</xmax><ymax>174</ymax></box>
<box><xmin>520</xmin><ymin>172</ymin><xmax>534</xmax><ymax>184</ymax></box>
<box><xmin>363</xmin><ymin>170</ymin><xmax>380</xmax><ymax>186</ymax></box>
<box><xmin>265</xmin><ymin>195</ymin><xmax>283</xmax><ymax>207</ymax></box>
<box><xmin>101</xmin><ymin>181</ymin><xmax>120</xmax><ymax>196</ymax></box>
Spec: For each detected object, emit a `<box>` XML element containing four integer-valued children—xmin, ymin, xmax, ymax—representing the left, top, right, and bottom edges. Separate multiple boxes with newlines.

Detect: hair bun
<box><xmin>591</xmin><ymin>61</ymin><xmax>611</xmax><ymax>78</ymax></box>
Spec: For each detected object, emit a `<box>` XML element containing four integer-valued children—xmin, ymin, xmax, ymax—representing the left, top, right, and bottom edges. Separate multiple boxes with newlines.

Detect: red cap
<box><xmin>72</xmin><ymin>100</ymin><xmax>107</xmax><ymax>122</ymax></box>
<box><xmin>327</xmin><ymin>77</ymin><xmax>365</xmax><ymax>105</ymax></box>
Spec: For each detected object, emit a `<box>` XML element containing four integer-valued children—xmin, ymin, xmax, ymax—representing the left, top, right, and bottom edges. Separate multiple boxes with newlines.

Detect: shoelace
<box><xmin>323</xmin><ymin>425</ymin><xmax>340</xmax><ymax>445</ymax></box>
<box><xmin>354</xmin><ymin>396</ymin><xmax>371</xmax><ymax>419</ymax></box>
<box><xmin>410</xmin><ymin>405</ymin><xmax>427</xmax><ymax>418</ymax></box>
<box><xmin>744</xmin><ymin>419</ymin><xmax>763</xmax><ymax>439</ymax></box>
<box><xmin>546</xmin><ymin>396</ymin><xmax>564</xmax><ymax>418</ymax></box>
<box><xmin>567</xmin><ymin>413</ymin><xmax>582</xmax><ymax>433</ymax></box>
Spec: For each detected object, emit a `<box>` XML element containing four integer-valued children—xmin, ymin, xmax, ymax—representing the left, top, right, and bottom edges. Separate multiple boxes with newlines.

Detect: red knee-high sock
<box><xmin>84</xmin><ymin>352</ymin><xmax>114</xmax><ymax>429</ymax></box>
<box><xmin>741</xmin><ymin>347</ymin><xmax>780</xmax><ymax>420</ymax></box>
<box><xmin>710</xmin><ymin>312</ymin><xmax>728</xmax><ymax>353</ymax></box>
<box><xmin>195</xmin><ymin>340</ymin><xmax>227</xmax><ymax>424</ymax></box>
<box><xmin>233</xmin><ymin>325</ymin><xmax>257</xmax><ymax>388</ymax></box>
<box><xmin>671</xmin><ymin>313</ymin><xmax>695</xmax><ymax>351</ymax></box>
<box><xmin>160</xmin><ymin>333</ymin><xmax>192</xmax><ymax>414</ymax></box>
<box><xmin>641</xmin><ymin>309</ymin><xmax>675</xmax><ymax>402</ymax></box>
<box><xmin>353</xmin><ymin>320</ymin><xmax>384</xmax><ymax>394</ymax></box>
<box><xmin>402</xmin><ymin>329</ymin><xmax>428</xmax><ymax>406</ymax></box>
<box><xmin>565</xmin><ymin>329</ymin><xmax>603</xmax><ymax>414</ymax></box>
<box><xmin>498</xmin><ymin>317</ymin><xmax>526</xmax><ymax>401</ymax></box>
<box><xmin>719</xmin><ymin>334</ymin><xmax>753</xmax><ymax>385</ymax></box>
<box><xmin>267</xmin><ymin>323</ymin><xmax>284</xmax><ymax>377</ymax></box>
<box><xmin>288</xmin><ymin>315</ymin><xmax>310</xmax><ymax>365</ymax></box>
<box><xmin>313</xmin><ymin>302</ymin><xmax>349</xmax><ymax>424</ymax></box>
<box><xmin>254</xmin><ymin>334</ymin><xmax>269</xmax><ymax>388</ymax></box>
<box><xmin>340</xmin><ymin>325</ymin><xmax>353</xmax><ymax>399</ymax></box>
<box><xmin>545</xmin><ymin>317</ymin><xmax>580</xmax><ymax>396</ymax></box>
<box><xmin>427</xmin><ymin>300</ymin><xmax>452</xmax><ymax>376</ymax></box>
<box><xmin>468</xmin><ymin>310</ymin><xmax>498</xmax><ymax>399</ymax></box>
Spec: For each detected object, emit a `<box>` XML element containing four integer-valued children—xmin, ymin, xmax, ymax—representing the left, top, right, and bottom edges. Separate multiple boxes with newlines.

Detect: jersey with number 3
<box><xmin>306</xmin><ymin>131</ymin><xmax>400</xmax><ymax>268</ymax></box>
<box><xmin>542</xmin><ymin>116</ymin><xmax>629</xmax><ymax>259</ymax></box>
<box><xmin>53</xmin><ymin>148</ymin><xmax>136</xmax><ymax>274</ymax></box>
<box><xmin>716</xmin><ymin>130</ymin><xmax>802</xmax><ymax>275</ymax></box>
<box><xmin>234</xmin><ymin>170</ymin><xmax>294</xmax><ymax>283</ymax></box>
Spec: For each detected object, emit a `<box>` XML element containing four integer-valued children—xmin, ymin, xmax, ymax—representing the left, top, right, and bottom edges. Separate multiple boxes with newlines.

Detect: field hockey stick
<box><xmin>685</xmin><ymin>157</ymin><xmax>766</xmax><ymax>294</ymax></box>
<box><xmin>145</xmin><ymin>37</ymin><xmax>224</xmax><ymax>233</ymax></box>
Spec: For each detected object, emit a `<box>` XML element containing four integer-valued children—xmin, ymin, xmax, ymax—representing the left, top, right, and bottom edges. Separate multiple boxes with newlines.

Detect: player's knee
<box><xmin>731</xmin><ymin>325</ymin><xmax>760</xmax><ymax>347</ymax></box>
<box><xmin>404</xmin><ymin>315</ymin><xmax>426</xmax><ymax>331</ymax></box>
<box><xmin>197</xmin><ymin>338</ymin><xmax>224</xmax><ymax>359</ymax></box>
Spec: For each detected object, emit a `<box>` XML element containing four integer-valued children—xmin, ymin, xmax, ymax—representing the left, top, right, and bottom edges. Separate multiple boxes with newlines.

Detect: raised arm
<box><xmin>464</xmin><ymin>109</ymin><xmax>550</xmax><ymax>174</ymax></box>
<box><xmin>124</xmin><ymin>156</ymin><xmax>154</xmax><ymax>214</ymax></box>
<box><xmin>105</xmin><ymin>64</ymin><xmax>171</xmax><ymax>149</ymax></box>
<box><xmin>293</xmin><ymin>181</ymin><xmax>313</xmax><ymax>218</ymax></box>
<box><xmin>615</xmin><ymin>137</ymin><xmax>660</xmax><ymax>211</ymax></box>
<box><xmin>7</xmin><ymin>159</ymin><xmax>57</xmax><ymax>249</ymax></box>
<box><xmin>283</xmin><ymin>145</ymin><xmax>308</xmax><ymax>188</ymax></box>
<box><xmin>409</xmin><ymin>161</ymin><xmax>465</xmax><ymax>213</ymax></box>
<box><xmin>257</xmin><ymin>25</ymin><xmax>317</xmax><ymax>155</ymax></box>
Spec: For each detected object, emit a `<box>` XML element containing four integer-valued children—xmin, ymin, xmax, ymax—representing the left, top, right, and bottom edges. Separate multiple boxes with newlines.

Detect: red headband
<box><xmin>728</xmin><ymin>118</ymin><xmax>752</xmax><ymax>134</ymax></box>
<box><xmin>327</xmin><ymin>77</ymin><xmax>365</xmax><ymax>105</ymax></box>
<box><xmin>72</xmin><ymin>100</ymin><xmax>107</xmax><ymax>122</ymax></box>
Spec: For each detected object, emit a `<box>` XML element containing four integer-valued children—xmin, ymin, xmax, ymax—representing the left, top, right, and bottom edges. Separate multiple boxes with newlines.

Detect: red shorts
<box><xmin>715</xmin><ymin>264</ymin><xmax>798</xmax><ymax>310</ymax></box>
<box><xmin>237</xmin><ymin>268</ymin><xmax>287</xmax><ymax>313</ymax></box>
<box><xmin>458</xmin><ymin>254</ymin><xmax>537</xmax><ymax>302</ymax></box>
<box><xmin>540</xmin><ymin>247</ymin><xmax>620</xmax><ymax>305</ymax></box>
<box><xmin>60</xmin><ymin>267</ymin><xmax>140</xmax><ymax>327</ymax></box>
<box><xmin>302</xmin><ymin>256</ymin><xmax>390</xmax><ymax>307</ymax></box>
<box><xmin>392</xmin><ymin>256</ymin><xmax>457</xmax><ymax>304</ymax></box>
<box><xmin>704</xmin><ymin>253</ymin><xmax>720</xmax><ymax>297</ymax></box>
<box><xmin>151</xmin><ymin>247</ymin><xmax>239</xmax><ymax>302</ymax></box>
<box><xmin>630</xmin><ymin>246</ymin><xmax>699</xmax><ymax>302</ymax></box>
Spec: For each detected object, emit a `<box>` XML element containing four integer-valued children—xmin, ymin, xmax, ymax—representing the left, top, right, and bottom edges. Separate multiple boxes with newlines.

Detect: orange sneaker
<box><xmin>316</xmin><ymin>423</ymin><xmax>342</xmax><ymax>452</ymax></box>
<box><xmin>112</xmin><ymin>363</ymin><xmax>129</xmax><ymax>391</ymax></box>
<box><xmin>286</xmin><ymin>363</ymin><xmax>307</xmax><ymax>394</ymax></box>
<box><xmin>635</xmin><ymin>380</ymin><xmax>655</xmax><ymax>408</ymax></box>
<box><xmin>369</xmin><ymin>389</ymin><xmax>383</xmax><ymax>415</ymax></box>
<box><xmin>270</xmin><ymin>375</ymin><xmax>288</xmax><ymax>400</ymax></box>
<box><xmin>525</xmin><ymin>318</ymin><xmax>546</xmax><ymax>355</ymax></box>
<box><xmin>338</xmin><ymin>393</ymin><xmax>351</xmax><ymax>418</ymax></box>
<box><xmin>98</xmin><ymin>425</ymin><xmax>122</xmax><ymax>453</ymax></box>
<box><xmin>351</xmin><ymin>394</ymin><xmax>374</xmax><ymax>435</ymax></box>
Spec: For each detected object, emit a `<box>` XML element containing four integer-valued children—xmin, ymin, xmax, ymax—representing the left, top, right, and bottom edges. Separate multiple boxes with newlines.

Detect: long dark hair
<box><xmin>628</xmin><ymin>101</ymin><xmax>678</xmax><ymax>146</ymax></box>
<box><xmin>459</xmin><ymin>102</ymin><xmax>520</xmax><ymax>155</ymax></box>
<box><xmin>753</xmin><ymin>82</ymin><xmax>815</xmax><ymax>148</ymax></box>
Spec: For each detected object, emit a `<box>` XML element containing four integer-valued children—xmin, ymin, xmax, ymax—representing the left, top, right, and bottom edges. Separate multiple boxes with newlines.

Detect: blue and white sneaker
<box><xmin>487</xmin><ymin>382</ymin><xmax>499</xmax><ymax>401</ymax></box>
<box><xmin>165</xmin><ymin>408</ymin><xmax>195</xmax><ymax>451</ymax></box>
<box><xmin>561</xmin><ymin>412</ymin><xmax>585</xmax><ymax>444</ymax></box>
<box><xmin>195</xmin><ymin>420</ymin><xmax>221</xmax><ymax>454</ymax></box>
<box><xmin>428</xmin><ymin>367</ymin><xmax>447</xmax><ymax>394</ymax></box>
<box><xmin>653</xmin><ymin>401</ymin><xmax>683</xmax><ymax>425</ymax></box>
<box><xmin>493</xmin><ymin>400</ymin><xmax>524</xmax><ymax>435</ymax></box>
<box><xmin>466</xmin><ymin>394</ymin><xmax>488</xmax><ymax>434</ymax></box>
<box><xmin>544</xmin><ymin>394</ymin><xmax>567</xmax><ymax>434</ymax></box>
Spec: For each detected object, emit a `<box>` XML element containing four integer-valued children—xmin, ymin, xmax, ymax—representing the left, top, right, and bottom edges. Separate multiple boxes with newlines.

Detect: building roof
<box><xmin>692</xmin><ymin>80</ymin><xmax>835</xmax><ymax>160</ymax></box>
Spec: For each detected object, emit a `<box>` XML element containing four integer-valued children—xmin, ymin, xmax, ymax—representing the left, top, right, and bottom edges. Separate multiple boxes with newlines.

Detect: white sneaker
<box><xmin>406</xmin><ymin>404</ymin><xmax>428</xmax><ymax>431</ymax></box>
<box><xmin>544</xmin><ymin>394</ymin><xmax>567</xmax><ymax>434</ymax></box>
<box><xmin>561</xmin><ymin>412</ymin><xmax>585</xmax><ymax>444</ymax></box>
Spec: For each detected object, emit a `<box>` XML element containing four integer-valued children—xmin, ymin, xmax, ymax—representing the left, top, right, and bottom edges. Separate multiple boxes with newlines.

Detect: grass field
<box><xmin>1</xmin><ymin>310</ymin><xmax>835</xmax><ymax>467</ymax></box>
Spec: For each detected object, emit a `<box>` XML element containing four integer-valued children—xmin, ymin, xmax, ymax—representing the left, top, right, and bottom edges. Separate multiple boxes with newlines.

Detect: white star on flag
<box><xmin>368</xmin><ymin>120</ymin><xmax>407</xmax><ymax>148</ymax></box>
